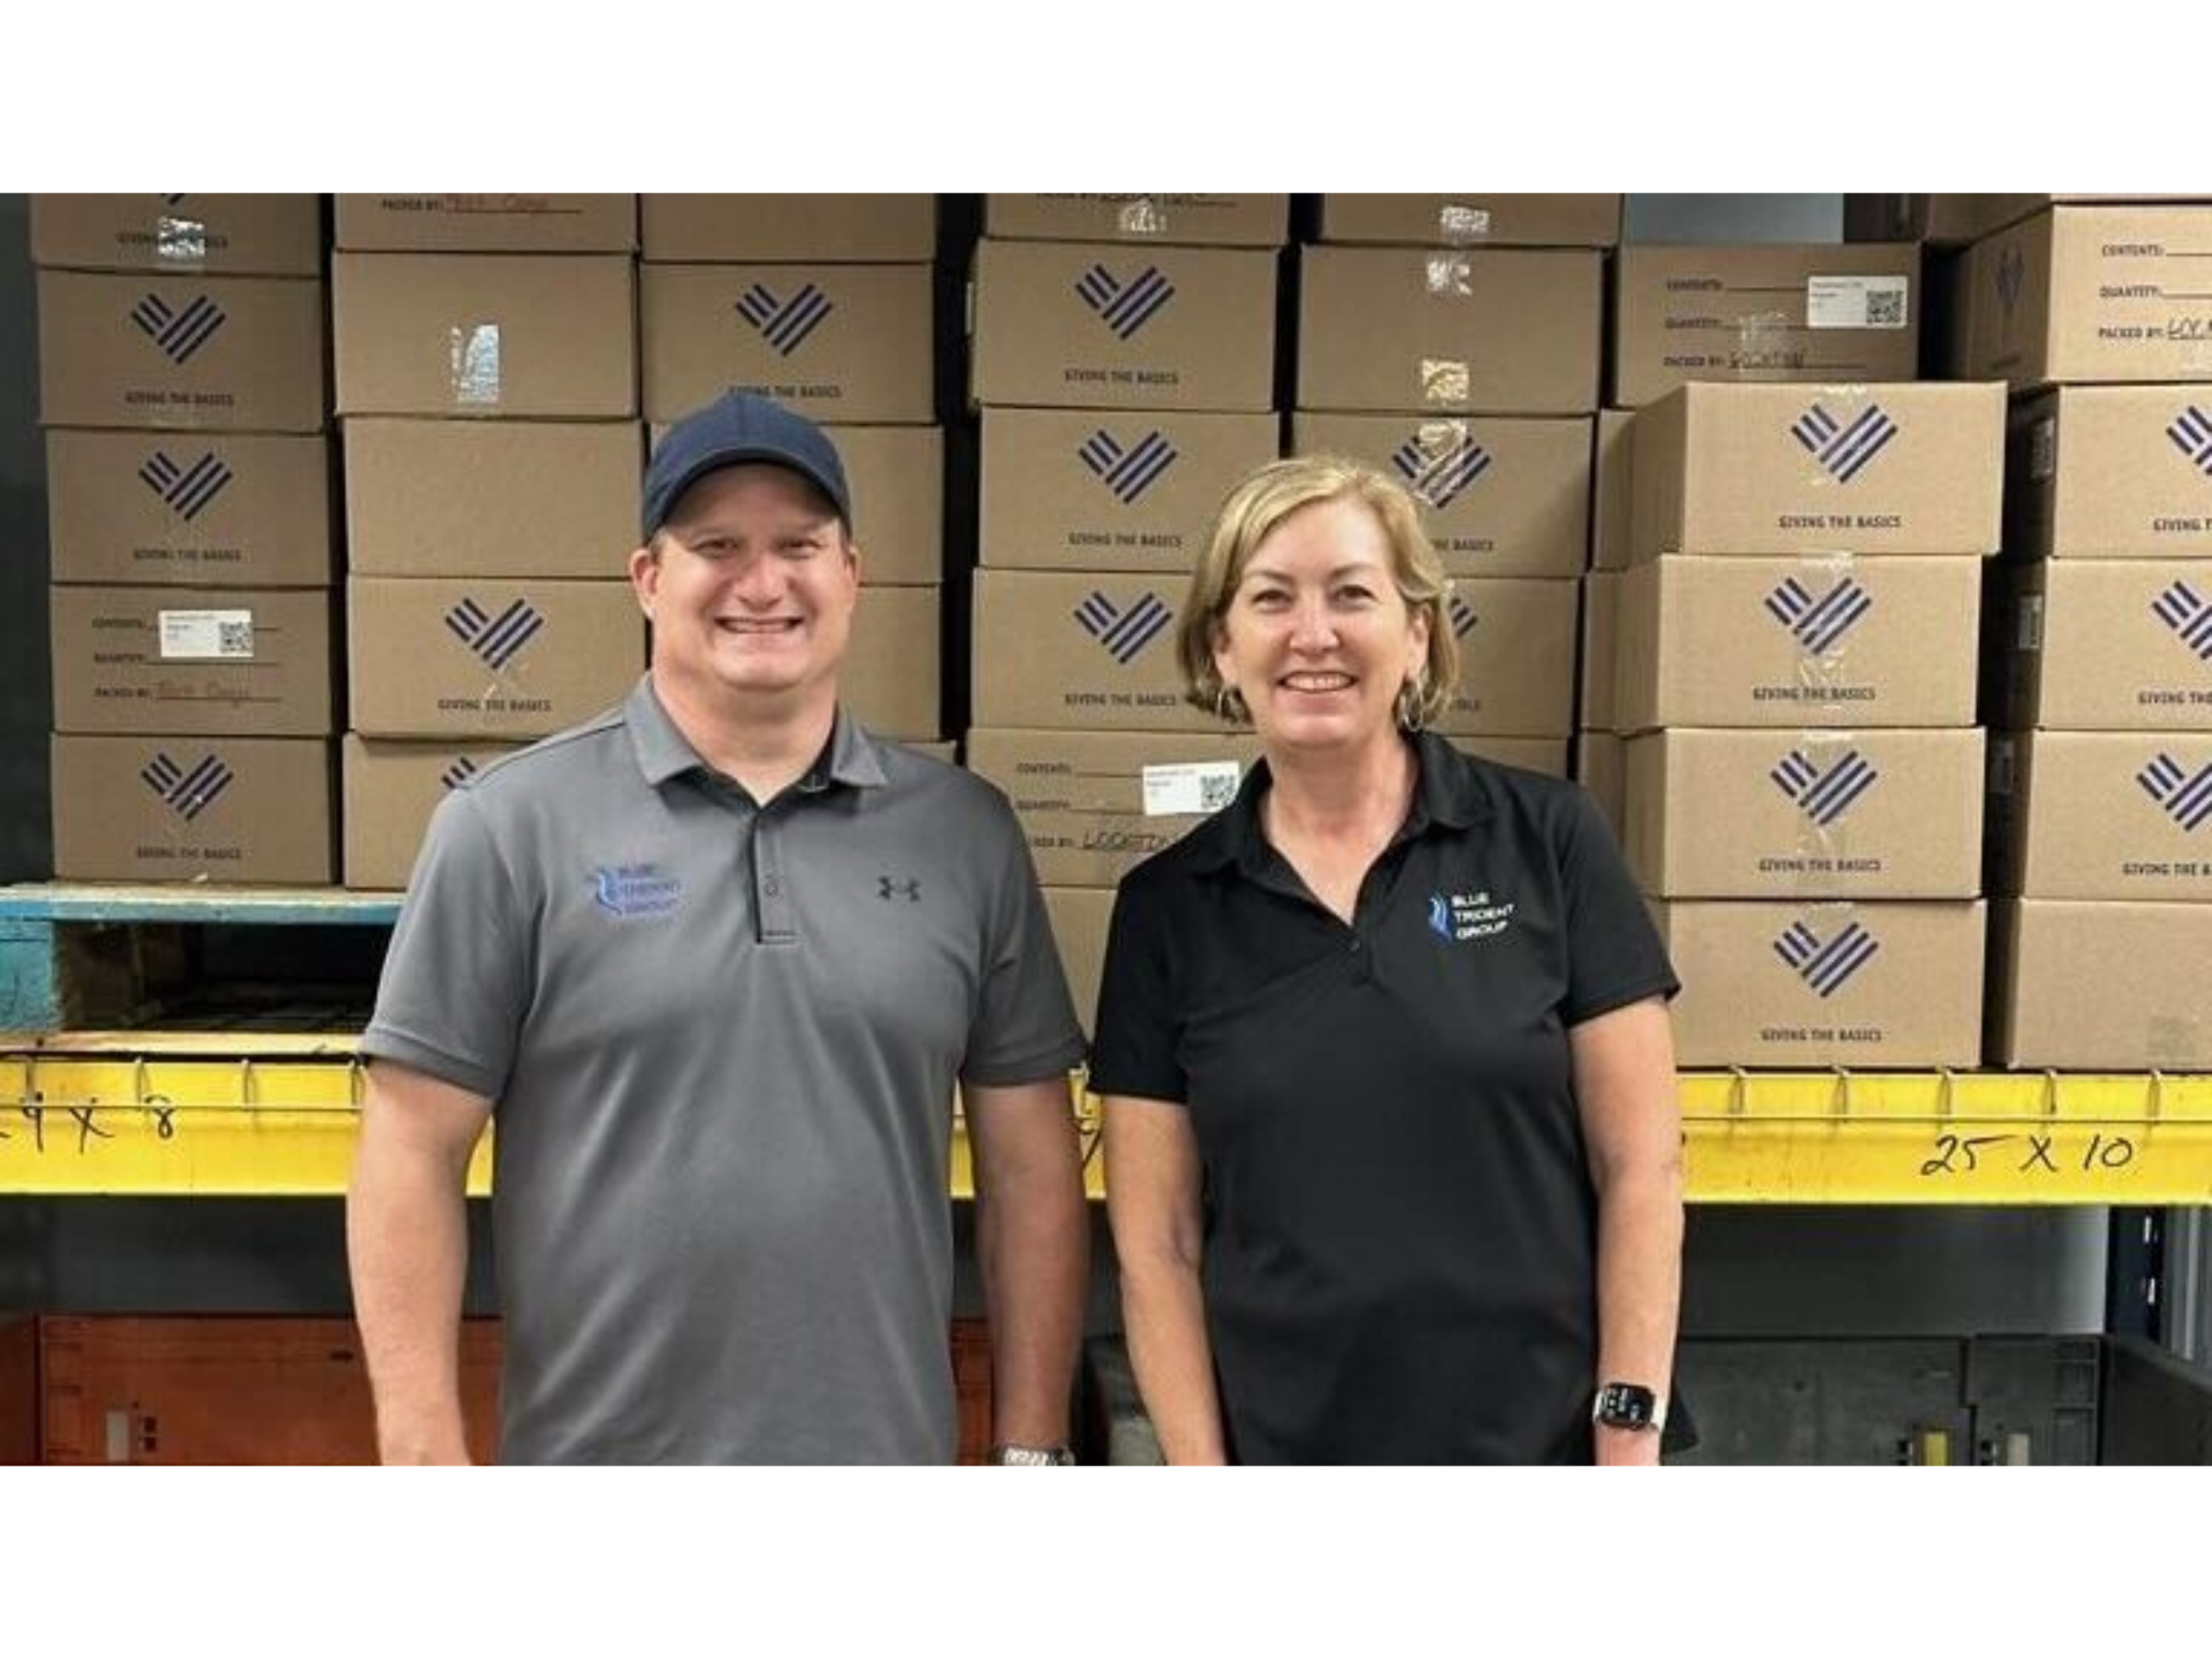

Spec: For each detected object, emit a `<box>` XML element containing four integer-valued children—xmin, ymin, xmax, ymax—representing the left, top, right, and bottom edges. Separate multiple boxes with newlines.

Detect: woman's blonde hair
<box><xmin>1176</xmin><ymin>454</ymin><xmax>1459</xmax><ymax>728</ymax></box>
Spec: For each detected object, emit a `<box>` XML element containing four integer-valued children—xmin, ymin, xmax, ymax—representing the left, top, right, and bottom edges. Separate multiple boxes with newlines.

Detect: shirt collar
<box><xmin>625</xmin><ymin>675</ymin><xmax>888</xmax><ymax>793</ymax></box>
<box><xmin>1184</xmin><ymin>731</ymin><xmax>1493</xmax><ymax>876</ymax></box>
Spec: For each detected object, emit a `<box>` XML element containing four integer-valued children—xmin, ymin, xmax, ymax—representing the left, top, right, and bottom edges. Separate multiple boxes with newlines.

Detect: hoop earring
<box><xmin>1395</xmin><ymin>674</ymin><xmax>1428</xmax><ymax>734</ymax></box>
<box><xmin>1213</xmin><ymin>684</ymin><xmax>1249</xmax><ymax>725</ymax></box>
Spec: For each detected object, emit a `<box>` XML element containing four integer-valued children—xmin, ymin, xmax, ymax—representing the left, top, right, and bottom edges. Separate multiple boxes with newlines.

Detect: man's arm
<box><xmin>346</xmin><ymin>1059</ymin><xmax>494</xmax><ymax>1465</ymax></box>
<box><xmin>1103</xmin><ymin>1095</ymin><xmax>1228</xmax><ymax>1465</ymax></box>
<box><xmin>1568</xmin><ymin>996</ymin><xmax>1683</xmax><ymax>1468</ymax></box>
<box><xmin>962</xmin><ymin>1077</ymin><xmax>1089</xmax><ymax>1454</ymax></box>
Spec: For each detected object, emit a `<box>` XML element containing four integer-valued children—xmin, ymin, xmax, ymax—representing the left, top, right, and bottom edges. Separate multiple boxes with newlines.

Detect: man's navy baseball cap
<box><xmin>641</xmin><ymin>390</ymin><xmax>853</xmax><ymax>539</ymax></box>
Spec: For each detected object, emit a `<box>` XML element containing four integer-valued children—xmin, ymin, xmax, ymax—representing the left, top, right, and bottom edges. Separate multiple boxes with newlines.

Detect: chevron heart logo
<box><xmin>139</xmin><ymin>752</ymin><xmax>234</xmax><ymax>823</ymax></box>
<box><xmin>735</xmin><ymin>283</ymin><xmax>834</xmax><ymax>356</ymax></box>
<box><xmin>443</xmin><ymin>597</ymin><xmax>546</xmax><ymax>671</ymax></box>
<box><xmin>1789</xmin><ymin>402</ymin><xmax>1899</xmax><ymax>483</ymax></box>
<box><xmin>1765</xmin><ymin>575</ymin><xmax>1874</xmax><ymax>653</ymax></box>
<box><xmin>1770</xmin><ymin>748</ymin><xmax>1880</xmax><ymax>826</ymax></box>
<box><xmin>1078</xmin><ymin>429</ymin><xmax>1179</xmax><ymax>504</ymax></box>
<box><xmin>2152</xmin><ymin>580</ymin><xmax>2212</xmax><ymax>663</ymax></box>
<box><xmin>2167</xmin><ymin>405</ymin><xmax>2212</xmax><ymax>475</ymax></box>
<box><xmin>2138</xmin><ymin>752</ymin><xmax>2212</xmax><ymax>831</ymax></box>
<box><xmin>1771</xmin><ymin>919</ymin><xmax>1881</xmax><ymax>999</ymax></box>
<box><xmin>439</xmin><ymin>757</ymin><xmax>482</xmax><ymax>791</ymax></box>
<box><xmin>1074</xmin><ymin>264</ymin><xmax>1175</xmax><ymax>340</ymax></box>
<box><xmin>130</xmin><ymin>292</ymin><xmax>226</xmax><ymax>364</ymax></box>
<box><xmin>1072</xmin><ymin>590</ymin><xmax>1172</xmax><ymax>664</ymax></box>
<box><xmin>138</xmin><ymin>450</ymin><xmax>232</xmax><ymax>521</ymax></box>
<box><xmin>1390</xmin><ymin>428</ymin><xmax>1493</xmax><ymax>509</ymax></box>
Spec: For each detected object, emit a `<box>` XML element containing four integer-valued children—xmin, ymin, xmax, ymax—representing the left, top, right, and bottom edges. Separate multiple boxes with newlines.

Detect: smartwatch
<box><xmin>1592</xmin><ymin>1382</ymin><xmax>1667</xmax><ymax>1433</ymax></box>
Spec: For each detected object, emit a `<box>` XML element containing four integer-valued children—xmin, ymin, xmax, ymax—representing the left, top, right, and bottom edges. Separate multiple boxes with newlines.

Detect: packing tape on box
<box><xmin>1783</xmin><ymin>729</ymin><xmax>1870</xmax><ymax>899</ymax></box>
<box><xmin>156</xmin><ymin>214</ymin><xmax>209</xmax><ymax>266</ymax></box>
<box><xmin>448</xmin><ymin>323</ymin><xmax>503</xmax><ymax>407</ymax></box>
<box><xmin>1730</xmin><ymin>310</ymin><xmax>1796</xmax><ymax>378</ymax></box>
<box><xmin>1436</xmin><ymin>204</ymin><xmax>1492</xmax><ymax>245</ymax></box>
<box><xmin>1784</xmin><ymin>553</ymin><xmax>1866</xmax><ymax>709</ymax></box>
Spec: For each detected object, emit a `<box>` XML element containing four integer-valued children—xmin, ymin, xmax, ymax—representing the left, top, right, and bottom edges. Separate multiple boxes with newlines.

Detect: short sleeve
<box><xmin>1086</xmin><ymin>872</ymin><xmax>1188</xmax><ymax>1104</ymax></box>
<box><xmin>960</xmin><ymin>799</ymin><xmax>1088</xmax><ymax>1089</ymax></box>
<box><xmin>1557</xmin><ymin>785</ymin><xmax>1680</xmax><ymax>1028</ymax></box>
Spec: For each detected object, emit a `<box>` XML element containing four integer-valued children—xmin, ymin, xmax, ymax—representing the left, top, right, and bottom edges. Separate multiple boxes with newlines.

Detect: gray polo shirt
<box><xmin>361</xmin><ymin>677</ymin><xmax>1086</xmax><ymax>1464</ymax></box>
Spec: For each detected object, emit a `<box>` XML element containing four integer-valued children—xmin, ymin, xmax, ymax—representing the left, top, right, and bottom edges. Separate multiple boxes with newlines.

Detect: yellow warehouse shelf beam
<box><xmin>3</xmin><ymin>1044</ymin><xmax>2210</xmax><ymax>1205</ymax></box>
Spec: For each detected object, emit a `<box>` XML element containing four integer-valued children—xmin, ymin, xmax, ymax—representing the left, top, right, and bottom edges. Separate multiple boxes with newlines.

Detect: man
<box><xmin>346</xmin><ymin>391</ymin><xmax>1090</xmax><ymax>1464</ymax></box>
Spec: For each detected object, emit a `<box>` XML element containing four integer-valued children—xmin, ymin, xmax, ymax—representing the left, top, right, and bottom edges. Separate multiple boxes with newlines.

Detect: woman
<box><xmin>1091</xmin><ymin>455</ymin><xmax>1683</xmax><ymax>1465</ymax></box>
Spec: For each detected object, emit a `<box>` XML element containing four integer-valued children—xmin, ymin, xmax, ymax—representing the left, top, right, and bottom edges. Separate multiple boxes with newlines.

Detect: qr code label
<box><xmin>1808</xmin><ymin>275</ymin><xmax>1910</xmax><ymax>331</ymax></box>
<box><xmin>157</xmin><ymin>608</ymin><xmax>255</xmax><ymax>661</ymax></box>
<box><xmin>1141</xmin><ymin>760</ymin><xmax>1243</xmax><ymax>818</ymax></box>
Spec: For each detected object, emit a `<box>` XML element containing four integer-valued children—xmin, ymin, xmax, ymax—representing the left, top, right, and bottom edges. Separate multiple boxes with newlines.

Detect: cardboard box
<box><xmin>973</xmin><ymin>570</ymin><xmax>1209</xmax><ymax>732</ymax></box>
<box><xmin>969</xmin><ymin>727</ymin><xmax>1565</xmax><ymax>889</ymax></box>
<box><xmin>1958</xmin><ymin>207</ymin><xmax>2212</xmax><ymax>387</ymax></box>
<box><xmin>348</xmin><ymin>577</ymin><xmax>643</xmax><ymax>740</ymax></box>
<box><xmin>1610</xmin><ymin>245</ymin><xmax>1921</xmax><ymax>409</ymax></box>
<box><xmin>51</xmin><ymin>586</ymin><xmax>334</xmax><ymax>736</ymax></box>
<box><xmin>1964</xmin><ymin>192</ymin><xmax>2212</xmax><ymax>243</ymax></box>
<box><xmin>1630</xmin><ymin>383</ymin><xmax>2005</xmax><ymax>560</ymax></box>
<box><xmin>1841</xmin><ymin>194</ymin><xmax>2163</xmax><ymax>247</ymax></box>
<box><xmin>1993</xmin><ymin>559</ymin><xmax>2212</xmax><ymax>731</ymax></box>
<box><xmin>1042</xmin><ymin>887</ymin><xmax>1114</xmax><ymax>1038</ymax></box>
<box><xmin>342</xmin><ymin>735</ymin><xmax>525</xmax><ymax>890</ymax></box>
<box><xmin>844</xmin><ymin>585</ymin><xmax>941</xmax><ymax>741</ymax></box>
<box><xmin>1290</xmin><ymin>414</ymin><xmax>1590</xmax><ymax>577</ymax></box>
<box><xmin>1624</xmin><ymin>728</ymin><xmax>1984</xmax><ymax>900</ymax></box>
<box><xmin>1990</xmin><ymin>900</ymin><xmax>2212</xmax><ymax>1068</ymax></box>
<box><xmin>46</xmin><ymin>429</ymin><xmax>334</xmax><ymax>587</ymax></box>
<box><xmin>641</xmin><ymin>195</ymin><xmax>936</xmax><ymax>261</ymax></box>
<box><xmin>36</xmin><ymin>1315</ymin><xmax>503</xmax><ymax>1465</ymax></box>
<box><xmin>1316</xmin><ymin>194</ymin><xmax>1621</xmax><ymax>249</ymax></box>
<box><xmin>2007</xmin><ymin>386</ymin><xmax>2212</xmax><ymax>560</ymax></box>
<box><xmin>1989</xmin><ymin>732</ymin><xmax>2212</xmax><ymax>902</ymax></box>
<box><xmin>54</xmin><ymin>734</ymin><xmax>333</xmax><ymax>883</ymax></box>
<box><xmin>344</xmin><ymin>420</ymin><xmax>641</xmax><ymax>577</ymax></box>
<box><xmin>36</xmin><ymin>270</ymin><xmax>327</xmax><ymax>433</ymax></box>
<box><xmin>1575</xmin><ymin>731</ymin><xmax>1624</xmax><ymax>841</ymax></box>
<box><xmin>32</xmin><ymin>194</ymin><xmax>321</xmax><ymax>276</ymax></box>
<box><xmin>1435</xmin><ymin>578</ymin><xmax>1580</xmax><ymax>737</ymax></box>
<box><xmin>967</xmin><ymin>728</ymin><xmax>1260</xmax><ymax>886</ymax></box>
<box><xmin>334</xmin><ymin>195</ymin><xmax>637</xmax><ymax>253</ymax></box>
<box><xmin>1580</xmin><ymin>569</ymin><xmax>1619</xmax><ymax>729</ymax></box>
<box><xmin>972</xmin><ymin>240</ymin><xmax>1277</xmax><ymax>412</ymax></box>
<box><xmin>1655</xmin><ymin>899</ymin><xmax>1986</xmax><ymax>1068</ymax></box>
<box><xmin>1615</xmin><ymin>556</ymin><xmax>1982</xmax><ymax>733</ymax></box>
<box><xmin>1592</xmin><ymin>409</ymin><xmax>1634</xmax><ymax>572</ymax></box>
<box><xmin>641</xmin><ymin>263</ymin><xmax>932</xmax><ymax>424</ymax></box>
<box><xmin>982</xmin><ymin>408</ymin><xmax>1277</xmax><ymax>573</ymax></box>
<box><xmin>333</xmin><ymin>254</ymin><xmax>637</xmax><ymax>419</ymax></box>
<box><xmin>841</xmin><ymin>426</ymin><xmax>944</xmax><ymax>585</ymax></box>
<box><xmin>1297</xmin><ymin>246</ymin><xmax>1601</xmax><ymax>416</ymax></box>
<box><xmin>984</xmin><ymin>196</ymin><xmax>1288</xmax><ymax>248</ymax></box>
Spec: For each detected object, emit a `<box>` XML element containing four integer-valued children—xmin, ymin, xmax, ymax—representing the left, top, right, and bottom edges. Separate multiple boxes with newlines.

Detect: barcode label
<box><xmin>158</xmin><ymin>608</ymin><xmax>254</xmax><ymax>660</ymax></box>
<box><xmin>1141</xmin><ymin>760</ymin><xmax>1241</xmax><ymax>817</ymax></box>
<box><xmin>1807</xmin><ymin>275</ymin><xmax>1910</xmax><ymax>330</ymax></box>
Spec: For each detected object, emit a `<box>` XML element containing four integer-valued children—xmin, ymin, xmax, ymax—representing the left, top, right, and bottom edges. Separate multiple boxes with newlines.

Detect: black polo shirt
<box><xmin>1090</xmin><ymin>733</ymin><xmax>1678</xmax><ymax>1465</ymax></box>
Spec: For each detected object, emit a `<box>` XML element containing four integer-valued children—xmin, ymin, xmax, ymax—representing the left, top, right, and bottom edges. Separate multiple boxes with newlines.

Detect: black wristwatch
<box><xmin>1592</xmin><ymin>1382</ymin><xmax>1667</xmax><ymax>1433</ymax></box>
<box><xmin>989</xmin><ymin>1443</ymin><xmax>1076</xmax><ymax>1465</ymax></box>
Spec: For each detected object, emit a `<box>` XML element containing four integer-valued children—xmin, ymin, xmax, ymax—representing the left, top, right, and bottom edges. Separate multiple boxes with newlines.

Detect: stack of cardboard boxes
<box><xmin>639</xmin><ymin>195</ymin><xmax>944</xmax><ymax>745</ymax></box>
<box><xmin>964</xmin><ymin>195</ymin><xmax>1287</xmax><ymax>1026</ymax></box>
<box><xmin>1295</xmin><ymin>195</ymin><xmax>1611</xmax><ymax>770</ymax></box>
<box><xmin>1588</xmin><ymin>238</ymin><xmax>1927</xmax><ymax>843</ymax></box>
<box><xmin>1618</xmin><ymin>382</ymin><xmax>2005</xmax><ymax>1068</ymax></box>
<box><xmin>1953</xmin><ymin>201</ymin><xmax>2212</xmax><ymax>1068</ymax></box>
<box><xmin>36</xmin><ymin>195</ymin><xmax>337</xmax><ymax>883</ymax></box>
<box><xmin>331</xmin><ymin>195</ymin><xmax>646</xmax><ymax>887</ymax></box>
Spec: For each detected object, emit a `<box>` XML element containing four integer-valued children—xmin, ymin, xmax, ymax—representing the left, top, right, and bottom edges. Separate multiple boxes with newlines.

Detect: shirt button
<box><xmin>764</xmin><ymin>876</ymin><xmax>782</xmax><ymax>897</ymax></box>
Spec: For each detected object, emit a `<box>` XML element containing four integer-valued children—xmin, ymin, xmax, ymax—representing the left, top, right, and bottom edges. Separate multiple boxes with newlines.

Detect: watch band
<box><xmin>989</xmin><ymin>1443</ymin><xmax>1076</xmax><ymax>1465</ymax></box>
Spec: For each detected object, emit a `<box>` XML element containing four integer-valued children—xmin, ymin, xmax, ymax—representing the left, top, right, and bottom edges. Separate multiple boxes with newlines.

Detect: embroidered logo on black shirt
<box><xmin>1427</xmin><ymin>889</ymin><xmax>1516</xmax><ymax>944</ymax></box>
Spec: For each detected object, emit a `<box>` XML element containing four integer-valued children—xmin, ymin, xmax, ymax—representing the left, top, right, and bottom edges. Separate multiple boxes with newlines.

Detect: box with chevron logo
<box><xmin>2006</xmin><ymin>386</ymin><xmax>2212</xmax><ymax>561</ymax></box>
<box><xmin>46</xmin><ymin>429</ymin><xmax>334</xmax><ymax>587</ymax></box>
<box><xmin>969</xmin><ymin>239</ymin><xmax>1277</xmax><ymax>412</ymax></box>
<box><xmin>1652</xmin><ymin>899</ymin><xmax>1987</xmax><ymax>1067</ymax></box>
<box><xmin>980</xmin><ymin>408</ymin><xmax>1279</xmax><ymax>573</ymax></box>
<box><xmin>347</xmin><ymin>578</ymin><xmax>644</xmax><ymax>741</ymax></box>
<box><xmin>53</xmin><ymin>735</ymin><xmax>334</xmax><ymax>884</ymax></box>
<box><xmin>1987</xmin><ymin>733</ymin><xmax>2212</xmax><ymax>902</ymax></box>
<box><xmin>341</xmin><ymin>738</ymin><xmax>526</xmax><ymax>890</ymax></box>
<box><xmin>1612</xmin><ymin>556</ymin><xmax>1981</xmax><ymax>731</ymax></box>
<box><xmin>1990</xmin><ymin>559</ymin><xmax>2212</xmax><ymax>730</ymax></box>
<box><xmin>1623</xmin><ymin>728</ymin><xmax>1984</xmax><ymax>899</ymax></box>
<box><xmin>36</xmin><ymin>268</ymin><xmax>327</xmax><ymax>432</ymax></box>
<box><xmin>1629</xmin><ymin>383</ymin><xmax>2005</xmax><ymax>561</ymax></box>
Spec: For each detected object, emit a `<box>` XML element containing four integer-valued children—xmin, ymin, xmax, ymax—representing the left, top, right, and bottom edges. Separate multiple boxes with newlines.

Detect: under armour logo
<box><xmin>876</xmin><ymin>875</ymin><xmax>922</xmax><ymax>902</ymax></box>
